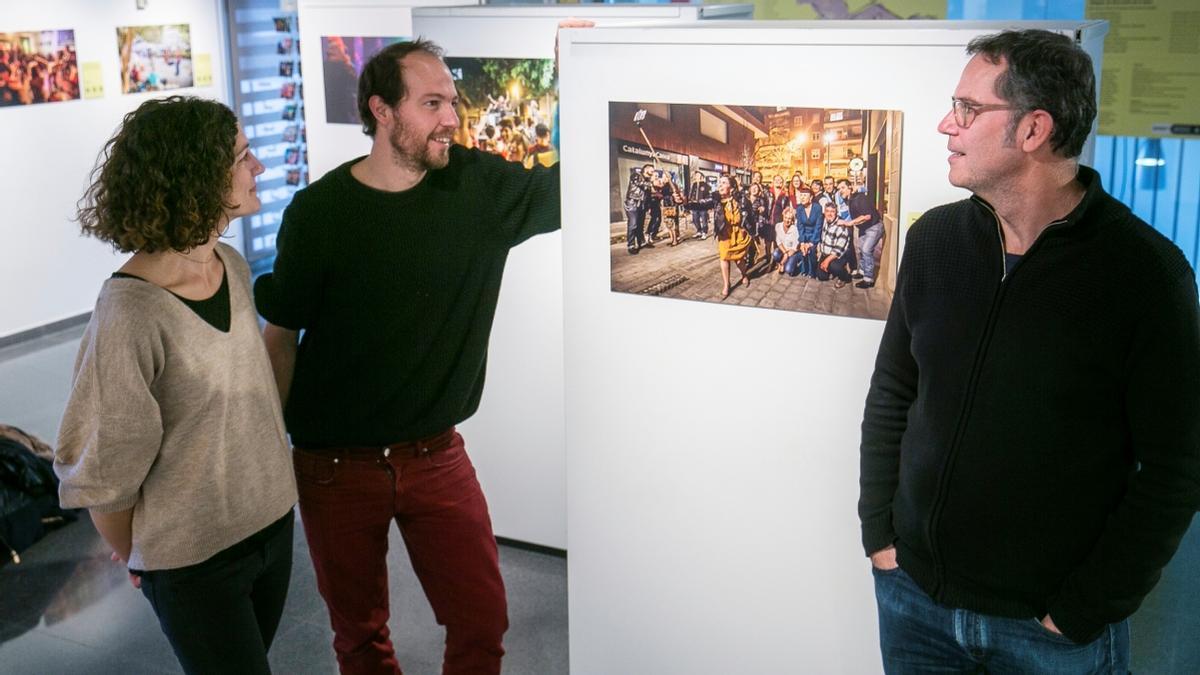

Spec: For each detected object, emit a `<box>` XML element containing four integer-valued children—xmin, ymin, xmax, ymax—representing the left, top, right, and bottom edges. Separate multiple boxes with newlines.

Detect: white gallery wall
<box><xmin>411</xmin><ymin>2</ymin><xmax>754</xmax><ymax>56</ymax></box>
<box><xmin>559</xmin><ymin>21</ymin><xmax>1104</xmax><ymax>674</ymax></box>
<box><xmin>0</xmin><ymin>0</ymin><xmax>232</xmax><ymax>340</ymax></box>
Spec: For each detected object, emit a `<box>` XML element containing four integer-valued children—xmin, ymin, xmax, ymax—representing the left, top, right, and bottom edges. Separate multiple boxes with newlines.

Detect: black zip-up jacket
<box><xmin>859</xmin><ymin>165</ymin><xmax>1200</xmax><ymax>644</ymax></box>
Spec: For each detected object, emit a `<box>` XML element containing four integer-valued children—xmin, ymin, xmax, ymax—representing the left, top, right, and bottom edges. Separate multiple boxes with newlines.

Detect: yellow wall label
<box><xmin>194</xmin><ymin>53</ymin><xmax>213</xmax><ymax>88</ymax></box>
<box><xmin>81</xmin><ymin>62</ymin><xmax>104</xmax><ymax>99</ymax></box>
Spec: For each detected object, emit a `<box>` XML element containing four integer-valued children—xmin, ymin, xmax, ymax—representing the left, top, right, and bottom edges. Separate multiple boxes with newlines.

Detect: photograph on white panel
<box><xmin>0</xmin><ymin>29</ymin><xmax>79</xmax><ymax>106</ymax></box>
<box><xmin>321</xmin><ymin>36</ymin><xmax>408</xmax><ymax>125</ymax></box>
<box><xmin>116</xmin><ymin>24</ymin><xmax>192</xmax><ymax>94</ymax></box>
<box><xmin>445</xmin><ymin>57</ymin><xmax>558</xmax><ymax>168</ymax></box>
<box><xmin>609</xmin><ymin>101</ymin><xmax>903</xmax><ymax>319</ymax></box>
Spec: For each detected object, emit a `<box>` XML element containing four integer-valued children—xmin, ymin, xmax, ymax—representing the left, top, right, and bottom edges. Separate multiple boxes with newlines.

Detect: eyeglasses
<box><xmin>950</xmin><ymin>97</ymin><xmax>1018</xmax><ymax>128</ymax></box>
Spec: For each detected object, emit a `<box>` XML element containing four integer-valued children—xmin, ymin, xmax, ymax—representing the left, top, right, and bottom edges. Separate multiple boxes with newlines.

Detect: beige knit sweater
<box><xmin>55</xmin><ymin>243</ymin><xmax>297</xmax><ymax>571</ymax></box>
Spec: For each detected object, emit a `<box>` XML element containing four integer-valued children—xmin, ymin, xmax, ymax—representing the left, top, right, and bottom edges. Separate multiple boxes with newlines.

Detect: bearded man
<box><xmin>254</xmin><ymin>38</ymin><xmax>560</xmax><ymax>675</ymax></box>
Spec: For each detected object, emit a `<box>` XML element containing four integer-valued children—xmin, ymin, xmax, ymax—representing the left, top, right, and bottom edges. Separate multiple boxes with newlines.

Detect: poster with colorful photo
<box><xmin>116</xmin><ymin>24</ymin><xmax>193</xmax><ymax>94</ymax></box>
<box><xmin>0</xmin><ymin>29</ymin><xmax>79</xmax><ymax>107</ymax></box>
<box><xmin>608</xmin><ymin>101</ymin><xmax>903</xmax><ymax>320</ymax></box>
<box><xmin>445</xmin><ymin>57</ymin><xmax>557</xmax><ymax>168</ymax></box>
<box><xmin>320</xmin><ymin>36</ymin><xmax>407</xmax><ymax>125</ymax></box>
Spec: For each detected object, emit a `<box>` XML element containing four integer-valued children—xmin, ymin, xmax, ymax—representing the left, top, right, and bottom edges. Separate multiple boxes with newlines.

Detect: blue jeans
<box><xmin>692</xmin><ymin>209</ymin><xmax>709</xmax><ymax>235</ymax></box>
<box><xmin>772</xmin><ymin>249</ymin><xmax>803</xmax><ymax>276</ymax></box>
<box><xmin>857</xmin><ymin>222</ymin><xmax>884</xmax><ymax>281</ymax></box>
<box><xmin>796</xmin><ymin>247</ymin><xmax>817</xmax><ymax>277</ymax></box>
<box><xmin>873</xmin><ymin>565</ymin><xmax>1129</xmax><ymax>674</ymax></box>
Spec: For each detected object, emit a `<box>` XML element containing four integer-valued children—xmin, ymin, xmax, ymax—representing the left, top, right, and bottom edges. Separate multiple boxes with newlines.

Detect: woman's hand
<box><xmin>91</xmin><ymin>509</ymin><xmax>138</xmax><ymax>587</ymax></box>
<box><xmin>110</xmin><ymin>551</ymin><xmax>141</xmax><ymax>589</ymax></box>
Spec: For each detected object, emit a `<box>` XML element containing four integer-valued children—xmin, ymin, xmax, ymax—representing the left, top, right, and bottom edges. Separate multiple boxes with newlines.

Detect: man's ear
<box><xmin>1019</xmin><ymin>109</ymin><xmax>1054</xmax><ymax>154</ymax></box>
<box><xmin>369</xmin><ymin>95</ymin><xmax>392</xmax><ymax>129</ymax></box>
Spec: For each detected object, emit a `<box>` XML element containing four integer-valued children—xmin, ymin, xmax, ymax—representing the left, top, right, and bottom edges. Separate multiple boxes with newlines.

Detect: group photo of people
<box><xmin>608</xmin><ymin>101</ymin><xmax>902</xmax><ymax>320</ymax></box>
<box><xmin>446</xmin><ymin>56</ymin><xmax>558</xmax><ymax>168</ymax></box>
<box><xmin>116</xmin><ymin>24</ymin><xmax>193</xmax><ymax>94</ymax></box>
<box><xmin>0</xmin><ymin>30</ymin><xmax>79</xmax><ymax>106</ymax></box>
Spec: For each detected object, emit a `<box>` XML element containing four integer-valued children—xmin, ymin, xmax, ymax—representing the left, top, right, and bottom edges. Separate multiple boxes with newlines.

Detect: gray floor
<box><xmin>0</xmin><ymin>324</ymin><xmax>568</xmax><ymax>675</ymax></box>
<box><xmin>3</xmin><ymin>325</ymin><xmax>1200</xmax><ymax>674</ymax></box>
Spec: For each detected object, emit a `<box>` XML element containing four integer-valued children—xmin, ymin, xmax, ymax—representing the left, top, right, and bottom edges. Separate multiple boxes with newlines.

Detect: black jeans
<box><xmin>816</xmin><ymin>255</ymin><xmax>853</xmax><ymax>283</ymax></box>
<box><xmin>626</xmin><ymin>205</ymin><xmax>646</xmax><ymax>250</ymax></box>
<box><xmin>139</xmin><ymin>510</ymin><xmax>294</xmax><ymax>675</ymax></box>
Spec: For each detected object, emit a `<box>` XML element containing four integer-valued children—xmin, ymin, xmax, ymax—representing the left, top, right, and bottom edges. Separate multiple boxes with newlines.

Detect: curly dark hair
<box><xmin>356</xmin><ymin>38</ymin><xmax>444</xmax><ymax>137</ymax></box>
<box><xmin>77</xmin><ymin>96</ymin><xmax>239</xmax><ymax>253</ymax></box>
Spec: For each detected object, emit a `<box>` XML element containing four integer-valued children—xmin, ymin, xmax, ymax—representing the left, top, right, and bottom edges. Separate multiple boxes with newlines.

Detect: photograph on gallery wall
<box><xmin>0</xmin><ymin>29</ymin><xmax>79</xmax><ymax>107</ymax></box>
<box><xmin>116</xmin><ymin>24</ymin><xmax>193</xmax><ymax>94</ymax></box>
<box><xmin>608</xmin><ymin>101</ymin><xmax>903</xmax><ymax>320</ymax></box>
<box><xmin>445</xmin><ymin>57</ymin><xmax>557</xmax><ymax>168</ymax></box>
<box><xmin>321</xmin><ymin>36</ymin><xmax>407</xmax><ymax>125</ymax></box>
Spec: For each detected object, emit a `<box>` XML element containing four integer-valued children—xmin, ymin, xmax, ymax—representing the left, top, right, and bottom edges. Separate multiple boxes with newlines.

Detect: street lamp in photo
<box><xmin>788</xmin><ymin>132</ymin><xmax>807</xmax><ymax>178</ymax></box>
<box><xmin>823</xmin><ymin>130</ymin><xmax>837</xmax><ymax>176</ymax></box>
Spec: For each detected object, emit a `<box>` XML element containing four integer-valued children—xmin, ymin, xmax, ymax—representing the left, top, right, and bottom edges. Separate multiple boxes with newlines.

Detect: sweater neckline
<box><xmin>337</xmin><ymin>156</ymin><xmax>433</xmax><ymax>199</ymax></box>
<box><xmin>105</xmin><ymin>244</ymin><xmax>241</xmax><ymax>335</ymax></box>
<box><xmin>970</xmin><ymin>165</ymin><xmax>1102</xmax><ymax>234</ymax></box>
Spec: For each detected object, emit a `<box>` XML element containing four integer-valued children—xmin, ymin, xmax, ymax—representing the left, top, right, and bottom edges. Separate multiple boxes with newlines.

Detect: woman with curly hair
<box><xmin>54</xmin><ymin>96</ymin><xmax>297</xmax><ymax>675</ymax></box>
<box><xmin>713</xmin><ymin>173</ymin><xmax>753</xmax><ymax>299</ymax></box>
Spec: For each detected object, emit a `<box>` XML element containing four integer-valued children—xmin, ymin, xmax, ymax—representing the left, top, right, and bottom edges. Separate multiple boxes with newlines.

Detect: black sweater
<box><xmin>859</xmin><ymin>166</ymin><xmax>1200</xmax><ymax>644</ymax></box>
<box><xmin>254</xmin><ymin>146</ymin><xmax>560</xmax><ymax>446</ymax></box>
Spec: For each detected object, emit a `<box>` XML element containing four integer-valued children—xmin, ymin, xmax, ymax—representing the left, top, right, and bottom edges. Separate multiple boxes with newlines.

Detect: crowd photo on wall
<box><xmin>608</xmin><ymin>101</ymin><xmax>903</xmax><ymax>320</ymax></box>
<box><xmin>0</xmin><ymin>29</ymin><xmax>78</xmax><ymax>106</ymax></box>
<box><xmin>447</xmin><ymin>56</ymin><xmax>558</xmax><ymax>169</ymax></box>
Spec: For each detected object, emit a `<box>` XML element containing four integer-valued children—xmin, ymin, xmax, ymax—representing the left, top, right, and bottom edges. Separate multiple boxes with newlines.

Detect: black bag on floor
<box><xmin>0</xmin><ymin>434</ymin><xmax>77</xmax><ymax>564</ymax></box>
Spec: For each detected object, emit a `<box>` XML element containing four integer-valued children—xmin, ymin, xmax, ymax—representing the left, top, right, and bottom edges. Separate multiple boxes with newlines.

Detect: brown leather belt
<box><xmin>297</xmin><ymin>427</ymin><xmax>457</xmax><ymax>460</ymax></box>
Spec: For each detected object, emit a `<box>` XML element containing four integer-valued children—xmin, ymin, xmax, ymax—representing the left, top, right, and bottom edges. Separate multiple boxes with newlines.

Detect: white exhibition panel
<box><xmin>401</xmin><ymin>5</ymin><xmax>752</xmax><ymax>549</ymax></box>
<box><xmin>559</xmin><ymin>21</ymin><xmax>1102</xmax><ymax>674</ymax></box>
<box><xmin>0</xmin><ymin>0</ymin><xmax>232</xmax><ymax>340</ymax></box>
<box><xmin>411</xmin><ymin>3</ymin><xmax>753</xmax><ymax>56</ymax></box>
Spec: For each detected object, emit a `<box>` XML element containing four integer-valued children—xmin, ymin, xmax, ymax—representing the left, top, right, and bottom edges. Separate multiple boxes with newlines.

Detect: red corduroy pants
<box><xmin>294</xmin><ymin>429</ymin><xmax>507</xmax><ymax>675</ymax></box>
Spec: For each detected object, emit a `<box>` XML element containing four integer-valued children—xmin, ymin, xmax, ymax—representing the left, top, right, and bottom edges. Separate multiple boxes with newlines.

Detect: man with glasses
<box><xmin>858</xmin><ymin>29</ymin><xmax>1200</xmax><ymax>673</ymax></box>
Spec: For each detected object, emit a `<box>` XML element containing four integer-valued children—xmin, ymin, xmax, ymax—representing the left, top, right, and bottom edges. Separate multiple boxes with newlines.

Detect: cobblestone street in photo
<box><xmin>609</xmin><ymin>218</ymin><xmax>891</xmax><ymax>320</ymax></box>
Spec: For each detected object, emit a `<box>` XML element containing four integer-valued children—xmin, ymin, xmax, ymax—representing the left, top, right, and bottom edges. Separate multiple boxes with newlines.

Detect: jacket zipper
<box><xmin>993</xmin><ymin>205</ymin><xmax>1008</xmax><ymax>283</ymax></box>
<box><xmin>979</xmin><ymin>198</ymin><xmax>1069</xmax><ymax>283</ymax></box>
<box><xmin>923</xmin><ymin>201</ymin><xmax>1067</xmax><ymax>597</ymax></box>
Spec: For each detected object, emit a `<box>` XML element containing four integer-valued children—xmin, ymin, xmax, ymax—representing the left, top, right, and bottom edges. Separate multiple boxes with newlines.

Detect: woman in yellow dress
<box><xmin>713</xmin><ymin>174</ymin><xmax>753</xmax><ymax>299</ymax></box>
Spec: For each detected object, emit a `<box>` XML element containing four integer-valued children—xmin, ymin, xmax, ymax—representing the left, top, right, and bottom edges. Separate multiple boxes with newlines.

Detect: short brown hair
<box><xmin>77</xmin><ymin>96</ymin><xmax>238</xmax><ymax>253</ymax></box>
<box><xmin>356</xmin><ymin>38</ymin><xmax>445</xmax><ymax>137</ymax></box>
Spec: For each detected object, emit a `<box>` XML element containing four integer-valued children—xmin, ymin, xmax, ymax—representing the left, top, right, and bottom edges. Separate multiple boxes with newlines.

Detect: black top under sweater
<box><xmin>859</xmin><ymin>165</ymin><xmax>1200</xmax><ymax>644</ymax></box>
<box><xmin>254</xmin><ymin>145</ymin><xmax>560</xmax><ymax>446</ymax></box>
<box><xmin>111</xmin><ymin>269</ymin><xmax>230</xmax><ymax>332</ymax></box>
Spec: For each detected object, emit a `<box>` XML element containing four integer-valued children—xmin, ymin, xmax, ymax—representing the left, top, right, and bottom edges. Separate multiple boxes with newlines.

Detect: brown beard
<box><xmin>388</xmin><ymin>119</ymin><xmax>451</xmax><ymax>173</ymax></box>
